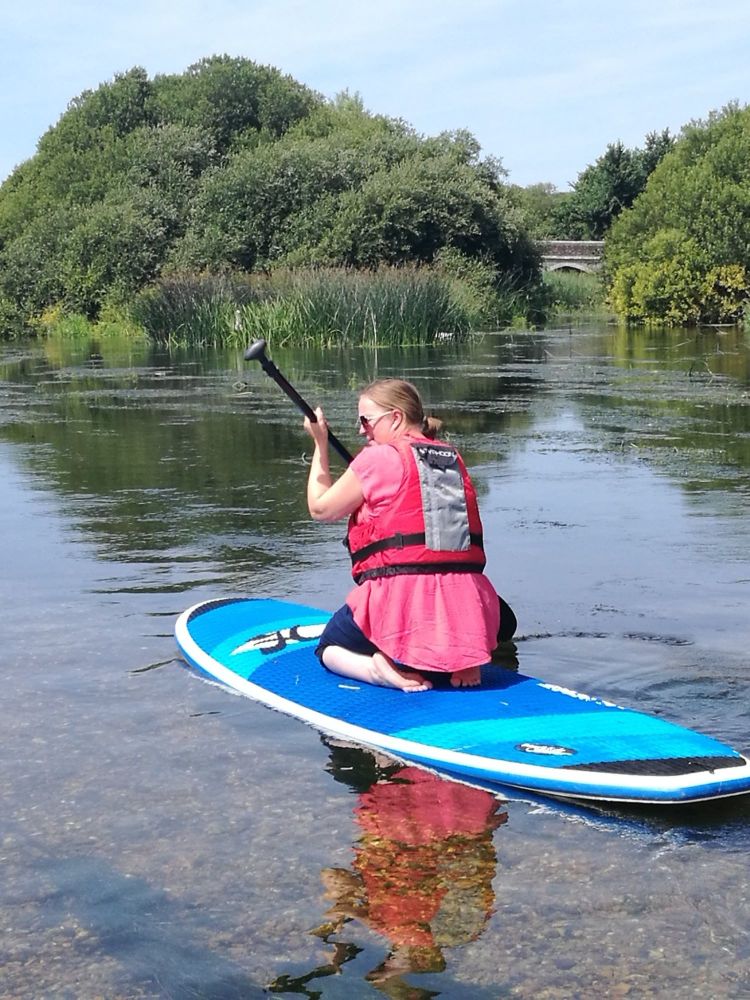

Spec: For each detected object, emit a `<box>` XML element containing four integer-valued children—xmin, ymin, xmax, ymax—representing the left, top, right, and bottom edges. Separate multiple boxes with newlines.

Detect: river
<box><xmin>1</xmin><ymin>325</ymin><xmax>749</xmax><ymax>998</ymax></box>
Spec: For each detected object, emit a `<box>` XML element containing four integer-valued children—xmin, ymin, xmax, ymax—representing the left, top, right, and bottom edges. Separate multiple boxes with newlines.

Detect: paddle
<box><xmin>244</xmin><ymin>339</ymin><xmax>354</xmax><ymax>465</ymax></box>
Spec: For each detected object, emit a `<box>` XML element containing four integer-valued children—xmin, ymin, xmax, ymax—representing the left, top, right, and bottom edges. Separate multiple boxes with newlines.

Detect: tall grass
<box><xmin>129</xmin><ymin>263</ymin><xmax>522</xmax><ymax>348</ymax></box>
<box><xmin>233</xmin><ymin>266</ymin><xmax>474</xmax><ymax>348</ymax></box>
<box><xmin>129</xmin><ymin>272</ymin><xmax>255</xmax><ymax>346</ymax></box>
<box><xmin>9</xmin><ymin>262</ymin><xmax>610</xmax><ymax>345</ymax></box>
<box><xmin>541</xmin><ymin>269</ymin><xmax>607</xmax><ymax>317</ymax></box>
<box><xmin>21</xmin><ymin>265</ymin><xmax>604</xmax><ymax>345</ymax></box>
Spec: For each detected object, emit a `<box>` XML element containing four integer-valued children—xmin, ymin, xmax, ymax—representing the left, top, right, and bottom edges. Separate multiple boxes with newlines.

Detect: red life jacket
<box><xmin>347</xmin><ymin>436</ymin><xmax>486</xmax><ymax>584</ymax></box>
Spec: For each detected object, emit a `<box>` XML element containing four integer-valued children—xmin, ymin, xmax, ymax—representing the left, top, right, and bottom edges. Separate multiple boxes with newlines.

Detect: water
<box><xmin>1</xmin><ymin>326</ymin><xmax>750</xmax><ymax>998</ymax></box>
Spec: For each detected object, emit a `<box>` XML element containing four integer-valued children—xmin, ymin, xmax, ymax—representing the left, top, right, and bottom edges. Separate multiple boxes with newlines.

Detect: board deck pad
<box><xmin>175</xmin><ymin>597</ymin><xmax>750</xmax><ymax>804</ymax></box>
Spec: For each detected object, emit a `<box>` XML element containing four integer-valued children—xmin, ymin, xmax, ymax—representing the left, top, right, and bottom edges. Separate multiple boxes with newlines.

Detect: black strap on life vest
<box><xmin>347</xmin><ymin>530</ymin><xmax>484</xmax><ymax>564</ymax></box>
<box><xmin>353</xmin><ymin>562</ymin><xmax>486</xmax><ymax>585</ymax></box>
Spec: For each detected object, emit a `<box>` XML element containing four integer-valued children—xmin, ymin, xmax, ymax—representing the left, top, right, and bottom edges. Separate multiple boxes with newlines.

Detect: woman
<box><xmin>304</xmin><ymin>378</ymin><xmax>502</xmax><ymax>693</ymax></box>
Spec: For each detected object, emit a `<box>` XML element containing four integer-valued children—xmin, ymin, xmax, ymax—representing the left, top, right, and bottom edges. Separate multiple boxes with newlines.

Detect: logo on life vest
<box><xmin>517</xmin><ymin>742</ymin><xmax>577</xmax><ymax>756</ymax></box>
<box><xmin>414</xmin><ymin>444</ymin><xmax>458</xmax><ymax>470</ymax></box>
<box><xmin>232</xmin><ymin>623</ymin><xmax>326</xmax><ymax>656</ymax></box>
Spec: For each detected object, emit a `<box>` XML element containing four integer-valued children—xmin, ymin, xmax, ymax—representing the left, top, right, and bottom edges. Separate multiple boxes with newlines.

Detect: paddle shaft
<box><xmin>244</xmin><ymin>340</ymin><xmax>354</xmax><ymax>465</ymax></box>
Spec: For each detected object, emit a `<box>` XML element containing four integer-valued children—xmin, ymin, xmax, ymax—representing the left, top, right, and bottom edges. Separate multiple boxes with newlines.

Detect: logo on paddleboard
<box><xmin>517</xmin><ymin>742</ymin><xmax>577</xmax><ymax>756</ymax></box>
<box><xmin>232</xmin><ymin>623</ymin><xmax>326</xmax><ymax>656</ymax></box>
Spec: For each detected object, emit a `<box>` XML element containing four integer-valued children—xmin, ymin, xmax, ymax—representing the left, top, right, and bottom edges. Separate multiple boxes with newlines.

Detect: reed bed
<box><xmin>129</xmin><ymin>273</ymin><xmax>255</xmax><ymax>347</ymax></box>
<box><xmin>129</xmin><ymin>264</ymin><xmax>511</xmax><ymax>347</ymax></box>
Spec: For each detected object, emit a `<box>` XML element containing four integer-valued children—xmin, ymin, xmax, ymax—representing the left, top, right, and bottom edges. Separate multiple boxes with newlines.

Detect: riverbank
<box><xmin>14</xmin><ymin>263</ymin><xmax>610</xmax><ymax>347</ymax></box>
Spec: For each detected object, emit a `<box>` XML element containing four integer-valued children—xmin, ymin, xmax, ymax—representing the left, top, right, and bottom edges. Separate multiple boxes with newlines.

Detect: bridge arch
<box><xmin>539</xmin><ymin>240</ymin><xmax>604</xmax><ymax>274</ymax></box>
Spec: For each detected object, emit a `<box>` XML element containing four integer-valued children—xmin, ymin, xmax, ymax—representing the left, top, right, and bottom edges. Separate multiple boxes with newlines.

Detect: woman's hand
<box><xmin>304</xmin><ymin>405</ymin><xmax>364</xmax><ymax>522</ymax></box>
<box><xmin>303</xmin><ymin>406</ymin><xmax>329</xmax><ymax>450</ymax></box>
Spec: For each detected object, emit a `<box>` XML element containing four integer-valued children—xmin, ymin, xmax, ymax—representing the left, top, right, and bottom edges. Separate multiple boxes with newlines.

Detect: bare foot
<box><xmin>371</xmin><ymin>651</ymin><xmax>432</xmax><ymax>692</ymax></box>
<box><xmin>450</xmin><ymin>665</ymin><xmax>482</xmax><ymax>688</ymax></box>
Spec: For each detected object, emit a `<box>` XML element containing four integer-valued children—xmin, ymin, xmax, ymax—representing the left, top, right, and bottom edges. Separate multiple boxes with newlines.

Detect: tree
<box><xmin>173</xmin><ymin>124</ymin><xmax>390</xmax><ymax>271</ymax></box>
<box><xmin>58</xmin><ymin>198</ymin><xmax>166</xmax><ymax>315</ymax></box>
<box><xmin>0</xmin><ymin>207</ymin><xmax>72</xmax><ymax>315</ymax></box>
<box><xmin>314</xmin><ymin>154</ymin><xmax>535</xmax><ymax>277</ymax></box>
<box><xmin>172</xmin><ymin>103</ymin><xmax>538</xmax><ymax>281</ymax></box>
<box><xmin>124</xmin><ymin>123</ymin><xmax>215</xmax><ymax>243</ymax></box>
<box><xmin>606</xmin><ymin>105</ymin><xmax>750</xmax><ymax>324</ymax></box>
<box><xmin>559</xmin><ymin>130</ymin><xmax>675</xmax><ymax>239</ymax></box>
<box><xmin>0</xmin><ymin>56</ymin><xmax>539</xmax><ymax>330</ymax></box>
<box><xmin>149</xmin><ymin>55</ymin><xmax>321</xmax><ymax>153</ymax></box>
<box><xmin>507</xmin><ymin>183</ymin><xmax>571</xmax><ymax>240</ymax></box>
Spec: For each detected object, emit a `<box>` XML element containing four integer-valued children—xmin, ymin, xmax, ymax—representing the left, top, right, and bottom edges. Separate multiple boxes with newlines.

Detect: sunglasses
<box><xmin>358</xmin><ymin>409</ymin><xmax>395</xmax><ymax>430</ymax></box>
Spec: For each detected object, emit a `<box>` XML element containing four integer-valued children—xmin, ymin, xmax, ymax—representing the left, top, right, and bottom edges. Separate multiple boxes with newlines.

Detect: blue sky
<box><xmin>2</xmin><ymin>0</ymin><xmax>749</xmax><ymax>190</ymax></box>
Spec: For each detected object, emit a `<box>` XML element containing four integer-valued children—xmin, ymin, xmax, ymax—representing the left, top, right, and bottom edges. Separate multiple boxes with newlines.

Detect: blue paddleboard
<box><xmin>175</xmin><ymin>597</ymin><xmax>750</xmax><ymax>805</ymax></box>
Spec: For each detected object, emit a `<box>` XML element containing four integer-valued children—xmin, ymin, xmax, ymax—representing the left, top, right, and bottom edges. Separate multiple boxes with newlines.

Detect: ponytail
<box><xmin>421</xmin><ymin>415</ymin><xmax>444</xmax><ymax>439</ymax></box>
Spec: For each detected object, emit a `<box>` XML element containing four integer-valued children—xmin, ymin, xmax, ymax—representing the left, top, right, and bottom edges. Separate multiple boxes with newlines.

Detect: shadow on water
<box><xmin>7</xmin><ymin>841</ymin><xmax>266</xmax><ymax>999</ymax></box>
<box><xmin>582</xmin><ymin>789</ymin><xmax>750</xmax><ymax>846</ymax></box>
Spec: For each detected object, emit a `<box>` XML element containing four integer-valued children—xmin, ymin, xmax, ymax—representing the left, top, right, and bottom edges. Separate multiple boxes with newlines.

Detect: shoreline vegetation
<box><xmin>28</xmin><ymin>265</ymin><xmax>609</xmax><ymax>347</ymax></box>
<box><xmin>0</xmin><ymin>56</ymin><xmax>748</xmax><ymax>342</ymax></box>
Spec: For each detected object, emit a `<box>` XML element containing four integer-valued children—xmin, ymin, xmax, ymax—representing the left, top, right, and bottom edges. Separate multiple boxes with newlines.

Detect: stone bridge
<box><xmin>539</xmin><ymin>240</ymin><xmax>604</xmax><ymax>273</ymax></box>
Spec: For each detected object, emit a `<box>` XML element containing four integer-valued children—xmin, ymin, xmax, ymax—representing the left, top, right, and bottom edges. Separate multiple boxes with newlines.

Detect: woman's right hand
<box><xmin>303</xmin><ymin>407</ymin><xmax>329</xmax><ymax>449</ymax></box>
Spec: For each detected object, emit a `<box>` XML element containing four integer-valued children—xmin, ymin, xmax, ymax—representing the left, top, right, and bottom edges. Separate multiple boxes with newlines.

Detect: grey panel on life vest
<box><xmin>411</xmin><ymin>444</ymin><xmax>470</xmax><ymax>550</ymax></box>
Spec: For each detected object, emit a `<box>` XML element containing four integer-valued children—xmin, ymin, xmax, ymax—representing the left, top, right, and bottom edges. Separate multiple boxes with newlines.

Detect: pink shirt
<box><xmin>345</xmin><ymin>441</ymin><xmax>500</xmax><ymax>672</ymax></box>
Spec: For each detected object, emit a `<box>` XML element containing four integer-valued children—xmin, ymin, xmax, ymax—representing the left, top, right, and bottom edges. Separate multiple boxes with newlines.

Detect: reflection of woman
<box><xmin>311</xmin><ymin>744</ymin><xmax>507</xmax><ymax>995</ymax></box>
<box><xmin>304</xmin><ymin>378</ymin><xmax>513</xmax><ymax>693</ymax></box>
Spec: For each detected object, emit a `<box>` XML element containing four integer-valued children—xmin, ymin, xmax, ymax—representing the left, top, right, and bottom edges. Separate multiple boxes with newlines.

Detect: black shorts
<box><xmin>315</xmin><ymin>603</ymin><xmax>378</xmax><ymax>661</ymax></box>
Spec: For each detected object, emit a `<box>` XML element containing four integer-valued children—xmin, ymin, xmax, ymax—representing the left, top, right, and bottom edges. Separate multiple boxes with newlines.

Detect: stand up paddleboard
<box><xmin>175</xmin><ymin>597</ymin><xmax>750</xmax><ymax>805</ymax></box>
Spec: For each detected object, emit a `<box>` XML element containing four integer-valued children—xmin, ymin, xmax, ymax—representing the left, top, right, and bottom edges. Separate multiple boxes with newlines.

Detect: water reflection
<box><xmin>270</xmin><ymin>741</ymin><xmax>506</xmax><ymax>999</ymax></box>
<box><xmin>609</xmin><ymin>326</ymin><xmax>750</xmax><ymax>382</ymax></box>
<box><xmin>0</xmin><ymin>334</ymin><xmax>539</xmax><ymax>579</ymax></box>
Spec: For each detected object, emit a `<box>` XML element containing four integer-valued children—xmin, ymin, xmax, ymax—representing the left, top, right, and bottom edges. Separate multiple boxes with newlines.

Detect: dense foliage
<box><xmin>4</xmin><ymin>54</ymin><xmax>745</xmax><ymax>335</ymax></box>
<box><xmin>0</xmin><ymin>57</ymin><xmax>539</xmax><ymax>337</ymax></box>
<box><xmin>507</xmin><ymin>132</ymin><xmax>673</xmax><ymax>243</ymax></box>
<box><xmin>606</xmin><ymin>104</ymin><xmax>750</xmax><ymax>324</ymax></box>
<box><xmin>506</xmin><ymin>183</ymin><xmax>571</xmax><ymax>240</ymax></box>
<box><xmin>556</xmin><ymin>131</ymin><xmax>674</xmax><ymax>240</ymax></box>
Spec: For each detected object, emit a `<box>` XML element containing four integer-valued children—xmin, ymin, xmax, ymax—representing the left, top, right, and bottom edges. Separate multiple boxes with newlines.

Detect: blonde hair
<box><xmin>360</xmin><ymin>378</ymin><xmax>444</xmax><ymax>439</ymax></box>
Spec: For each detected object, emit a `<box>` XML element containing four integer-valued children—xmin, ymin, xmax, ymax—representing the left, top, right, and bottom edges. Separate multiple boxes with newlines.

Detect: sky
<box><xmin>2</xmin><ymin>0</ymin><xmax>750</xmax><ymax>190</ymax></box>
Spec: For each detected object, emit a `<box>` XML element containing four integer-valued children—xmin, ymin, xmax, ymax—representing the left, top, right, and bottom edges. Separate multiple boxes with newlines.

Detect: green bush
<box><xmin>609</xmin><ymin>229</ymin><xmax>748</xmax><ymax>325</ymax></box>
<box><xmin>606</xmin><ymin>104</ymin><xmax>750</xmax><ymax>324</ymax></box>
<box><xmin>0</xmin><ymin>296</ymin><xmax>27</xmax><ymax>339</ymax></box>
